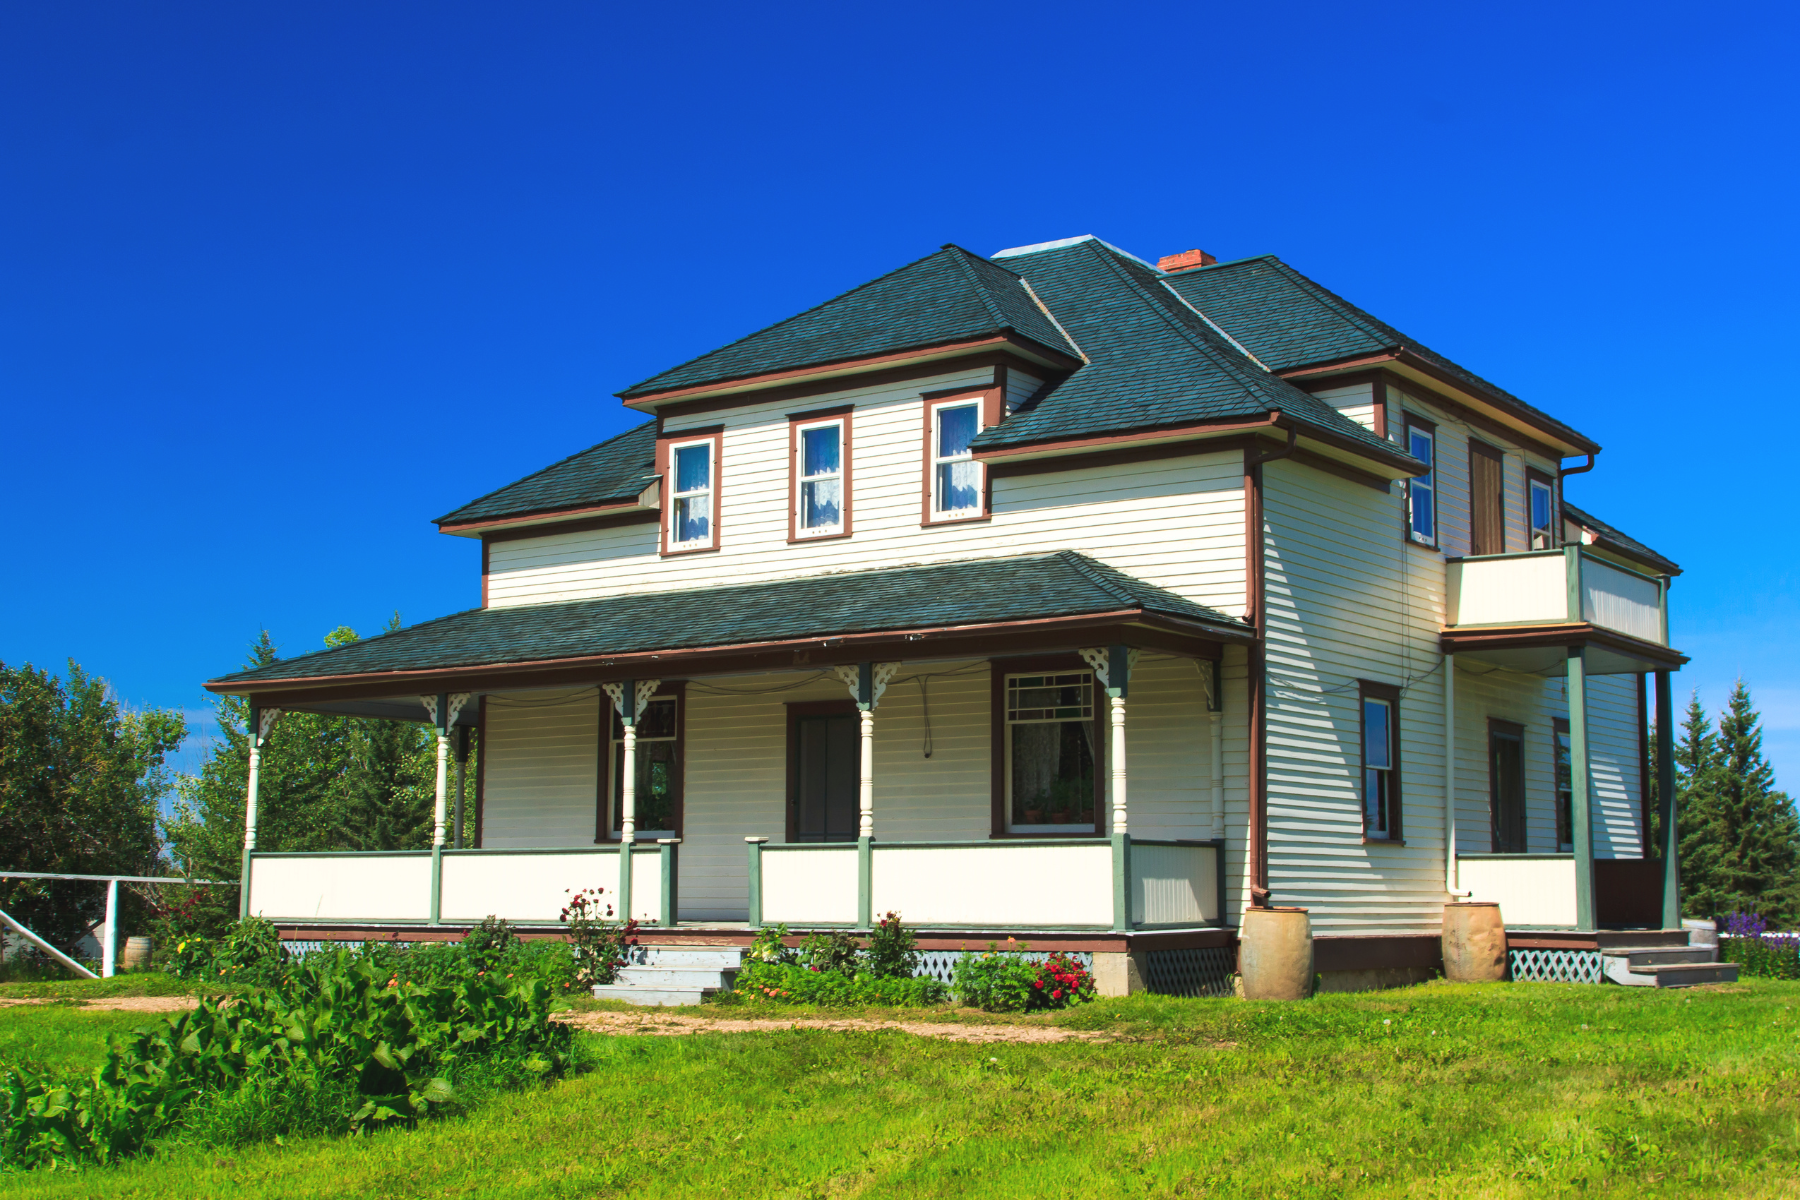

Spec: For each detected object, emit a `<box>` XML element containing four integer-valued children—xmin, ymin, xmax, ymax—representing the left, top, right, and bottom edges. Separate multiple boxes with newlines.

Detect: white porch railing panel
<box><xmin>1458</xmin><ymin>855</ymin><xmax>1578</xmax><ymax>927</ymax></box>
<box><xmin>250</xmin><ymin>854</ymin><xmax>431</xmax><ymax>922</ymax></box>
<box><xmin>1446</xmin><ymin>554</ymin><xmax>1567</xmax><ymax>627</ymax></box>
<box><xmin>627</xmin><ymin>848</ymin><xmax>663</xmax><ymax>924</ymax></box>
<box><xmin>1130</xmin><ymin>842</ymin><xmax>1219</xmax><ymax>926</ymax></box>
<box><xmin>1581</xmin><ymin>558</ymin><xmax>1662</xmax><ymax>643</ymax></box>
<box><xmin>763</xmin><ymin>846</ymin><xmax>859</xmax><ymax>925</ymax></box>
<box><xmin>870</xmin><ymin>842</ymin><xmax>1113</xmax><ymax>928</ymax></box>
<box><xmin>440</xmin><ymin>850</ymin><xmax>619</xmax><ymax>924</ymax></box>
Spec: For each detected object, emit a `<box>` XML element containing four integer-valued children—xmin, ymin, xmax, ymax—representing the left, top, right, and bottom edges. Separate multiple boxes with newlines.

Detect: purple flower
<box><xmin>1725</xmin><ymin>911</ymin><xmax>1769</xmax><ymax>939</ymax></box>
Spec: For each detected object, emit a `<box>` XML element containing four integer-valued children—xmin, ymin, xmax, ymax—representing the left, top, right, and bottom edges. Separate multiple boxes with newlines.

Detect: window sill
<box><xmin>990</xmin><ymin>829</ymin><xmax>1101</xmax><ymax>840</ymax></box>
<box><xmin>1404</xmin><ymin>538</ymin><xmax>1441</xmax><ymax>555</ymax></box>
<box><xmin>1363</xmin><ymin>836</ymin><xmax>1407</xmax><ymax>846</ymax></box>
<box><xmin>598</xmin><ymin>833</ymin><xmax>680</xmax><ymax>844</ymax></box>
<box><xmin>660</xmin><ymin>543</ymin><xmax>719</xmax><ymax>557</ymax></box>
<box><xmin>921</xmin><ymin>513</ymin><xmax>991</xmax><ymax>528</ymax></box>
<box><xmin>787</xmin><ymin>530</ymin><xmax>852</xmax><ymax>544</ymax></box>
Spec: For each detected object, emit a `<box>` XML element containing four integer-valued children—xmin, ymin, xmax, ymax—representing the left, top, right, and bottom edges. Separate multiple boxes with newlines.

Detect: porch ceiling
<box><xmin>207</xmin><ymin>550</ymin><xmax>1249</xmax><ymax>705</ymax></box>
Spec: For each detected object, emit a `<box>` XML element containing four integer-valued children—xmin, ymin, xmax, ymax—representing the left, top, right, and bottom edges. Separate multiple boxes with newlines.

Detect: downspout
<box><xmin>1244</xmin><ymin>418</ymin><xmax>1298</xmax><ymax>909</ymax></box>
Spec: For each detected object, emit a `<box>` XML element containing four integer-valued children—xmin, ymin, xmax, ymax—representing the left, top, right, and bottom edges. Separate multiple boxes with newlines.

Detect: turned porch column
<box><xmin>834</xmin><ymin>662</ymin><xmax>899</xmax><ymax>929</ymax></box>
<box><xmin>1083</xmin><ymin>646</ymin><xmax>1138</xmax><ymax>932</ymax></box>
<box><xmin>239</xmin><ymin>705</ymin><xmax>281</xmax><ymax>919</ymax></box>
<box><xmin>603</xmin><ymin>680</ymin><xmax>662</xmax><ymax>919</ymax></box>
<box><xmin>422</xmin><ymin>693</ymin><xmax>470</xmax><ymax>926</ymax></box>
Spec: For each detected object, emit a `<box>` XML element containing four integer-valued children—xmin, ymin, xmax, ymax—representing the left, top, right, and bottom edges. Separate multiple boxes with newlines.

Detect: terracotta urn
<box><xmin>1239</xmin><ymin>906</ymin><xmax>1314</xmax><ymax>1000</ymax></box>
<box><xmin>1441</xmin><ymin>902</ymin><xmax>1507</xmax><ymax>982</ymax></box>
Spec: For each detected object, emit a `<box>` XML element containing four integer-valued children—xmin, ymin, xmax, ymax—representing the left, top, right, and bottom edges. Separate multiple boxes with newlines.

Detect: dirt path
<box><xmin>0</xmin><ymin>995</ymin><xmax>200</xmax><ymax>1013</ymax></box>
<box><xmin>557</xmin><ymin>1010</ymin><xmax>1110</xmax><ymax>1043</ymax></box>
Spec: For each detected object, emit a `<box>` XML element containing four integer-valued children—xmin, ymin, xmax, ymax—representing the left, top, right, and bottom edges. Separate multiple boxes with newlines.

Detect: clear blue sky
<box><xmin>3</xmin><ymin>2</ymin><xmax>1796</xmax><ymax>786</ymax></box>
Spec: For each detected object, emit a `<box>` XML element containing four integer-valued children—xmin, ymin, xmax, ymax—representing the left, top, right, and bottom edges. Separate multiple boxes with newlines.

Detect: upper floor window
<box><xmin>929</xmin><ymin>398</ymin><xmax>984</xmax><ymax>521</ymax></box>
<box><xmin>789</xmin><ymin>409</ymin><xmax>851</xmax><ymax>540</ymax></box>
<box><xmin>1360</xmin><ymin>681</ymin><xmax>1401</xmax><ymax>841</ymax></box>
<box><xmin>661</xmin><ymin>430</ymin><xmax>721</xmax><ymax>553</ymax></box>
<box><xmin>1528</xmin><ymin>471</ymin><xmax>1556</xmax><ymax>550</ymax></box>
<box><xmin>1406</xmin><ymin>419</ymin><xmax>1436</xmax><ymax>546</ymax></box>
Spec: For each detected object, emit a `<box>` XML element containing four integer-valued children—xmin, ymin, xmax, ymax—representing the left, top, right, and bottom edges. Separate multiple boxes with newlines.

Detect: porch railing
<box><xmin>1457</xmin><ymin>853</ymin><xmax>1578</xmax><ymax>927</ymax></box>
<box><xmin>245</xmin><ymin>842</ymin><xmax>678</xmax><ymax>927</ymax></box>
<box><xmin>748</xmin><ymin>837</ymin><xmax>1223</xmax><ymax>932</ymax></box>
<box><xmin>1446</xmin><ymin>546</ymin><xmax>1667</xmax><ymax>644</ymax></box>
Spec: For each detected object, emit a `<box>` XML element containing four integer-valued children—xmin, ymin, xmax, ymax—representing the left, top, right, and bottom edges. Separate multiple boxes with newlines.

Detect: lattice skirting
<box><xmin>1143</xmin><ymin>946</ymin><xmax>1236</xmax><ymax>997</ymax></box>
<box><xmin>1508</xmin><ymin>948</ymin><xmax>1602</xmax><ymax>983</ymax></box>
<box><xmin>282</xmin><ymin>940</ymin><xmax>370</xmax><ymax>957</ymax></box>
<box><xmin>914</xmin><ymin>949</ymin><xmax>1093</xmax><ymax>986</ymax></box>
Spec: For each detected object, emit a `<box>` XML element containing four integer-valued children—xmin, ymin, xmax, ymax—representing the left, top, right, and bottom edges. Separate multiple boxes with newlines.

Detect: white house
<box><xmin>207</xmin><ymin>236</ymin><xmax>1687</xmax><ymax>993</ymax></box>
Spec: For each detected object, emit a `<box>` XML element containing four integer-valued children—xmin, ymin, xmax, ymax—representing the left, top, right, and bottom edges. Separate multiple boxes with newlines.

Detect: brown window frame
<box><xmin>1526</xmin><ymin>466</ymin><xmax>1559</xmax><ymax>551</ymax></box>
<box><xmin>920</xmin><ymin>372</ymin><xmax>1006</xmax><ymax>527</ymax></box>
<box><xmin>657</xmin><ymin>425</ymin><xmax>723</xmax><ymax>556</ymax></box>
<box><xmin>989</xmin><ymin>655</ymin><xmax>1107</xmax><ymax>839</ymax></box>
<box><xmin>1401</xmin><ymin>412</ymin><xmax>1438</xmax><ymax>549</ymax></box>
<box><xmin>1358</xmin><ymin>680</ymin><xmax>1403</xmax><ymax>842</ymax></box>
<box><xmin>1488</xmin><ymin>717</ymin><xmax>1527</xmax><ymax>853</ymax></box>
<box><xmin>596</xmin><ymin>681</ymin><xmax>687</xmax><ymax>842</ymax></box>
<box><xmin>787</xmin><ymin>405</ymin><xmax>854</xmax><ymax>543</ymax></box>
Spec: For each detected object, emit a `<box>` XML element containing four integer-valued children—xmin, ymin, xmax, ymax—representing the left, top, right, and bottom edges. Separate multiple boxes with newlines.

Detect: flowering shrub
<box><xmin>1720</xmin><ymin>911</ymin><xmax>1800</xmax><ymax>980</ymax></box>
<box><xmin>560</xmin><ymin>887</ymin><xmax>638</xmax><ymax>987</ymax></box>
<box><xmin>167</xmin><ymin>915</ymin><xmax>288</xmax><ymax>987</ymax></box>
<box><xmin>953</xmin><ymin>940</ymin><xmax>1096</xmax><ymax>1012</ymax></box>
<box><xmin>734</xmin><ymin>962</ymin><xmax>946</xmax><ymax>1007</ymax></box>
<box><xmin>747</xmin><ymin>923</ymin><xmax>796</xmax><ymax>966</ymax></box>
<box><xmin>864</xmin><ymin>911</ymin><xmax>921</xmax><ymax>978</ymax></box>
<box><xmin>796</xmin><ymin>929</ymin><xmax>862</xmax><ymax>974</ymax></box>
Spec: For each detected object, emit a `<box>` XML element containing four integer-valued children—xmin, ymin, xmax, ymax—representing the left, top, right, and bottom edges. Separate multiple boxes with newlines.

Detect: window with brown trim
<box><xmin>989</xmin><ymin>656</ymin><xmax>1104</xmax><ymax>836</ymax></box>
<box><xmin>1404</xmin><ymin>413</ymin><xmax>1437</xmax><ymax>547</ymax></box>
<box><xmin>657</xmin><ymin>426</ymin><xmax>722</xmax><ymax>554</ymax></box>
<box><xmin>1527</xmin><ymin>467</ymin><xmax>1557</xmax><ymax>551</ymax></box>
<box><xmin>788</xmin><ymin>406</ymin><xmax>852</xmax><ymax>541</ymax></box>
<box><xmin>597</xmin><ymin>683</ymin><xmax>685</xmax><ymax>841</ymax></box>
<box><xmin>920</xmin><ymin>372</ymin><xmax>1006</xmax><ymax>526</ymax></box>
<box><xmin>1488</xmin><ymin>718</ymin><xmax>1526</xmax><ymax>852</ymax></box>
<box><xmin>1359</xmin><ymin>681</ymin><xmax>1402</xmax><ymax>840</ymax></box>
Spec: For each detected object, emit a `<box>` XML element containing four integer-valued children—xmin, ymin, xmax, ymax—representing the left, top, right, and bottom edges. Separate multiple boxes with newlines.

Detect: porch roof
<box><xmin>206</xmin><ymin>551</ymin><xmax>1248</xmax><ymax>697</ymax></box>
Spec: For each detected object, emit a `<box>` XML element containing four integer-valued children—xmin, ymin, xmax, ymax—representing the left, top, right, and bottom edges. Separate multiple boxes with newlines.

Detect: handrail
<box><xmin>0</xmin><ymin>906</ymin><xmax>99</xmax><ymax>979</ymax></box>
<box><xmin>0</xmin><ymin>871</ymin><xmax>229</xmax><ymax>885</ymax></box>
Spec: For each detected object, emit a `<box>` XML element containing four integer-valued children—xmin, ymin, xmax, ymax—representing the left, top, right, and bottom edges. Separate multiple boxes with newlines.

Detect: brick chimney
<box><xmin>1157</xmin><ymin>248</ymin><xmax>1216</xmax><ymax>272</ymax></box>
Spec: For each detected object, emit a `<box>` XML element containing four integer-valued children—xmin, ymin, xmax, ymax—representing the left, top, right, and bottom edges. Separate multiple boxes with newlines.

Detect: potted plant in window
<box><xmin>1050</xmin><ymin>778</ymin><xmax>1088</xmax><ymax>826</ymax></box>
<box><xmin>1022</xmin><ymin>787</ymin><xmax>1046</xmax><ymax>825</ymax></box>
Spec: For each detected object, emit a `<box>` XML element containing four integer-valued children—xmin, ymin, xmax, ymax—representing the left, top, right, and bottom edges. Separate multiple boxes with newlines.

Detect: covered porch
<box><xmin>1442</xmin><ymin>544</ymin><xmax>1688</xmax><ymax>932</ymax></box>
<box><xmin>211</xmin><ymin>552</ymin><xmax>1249</xmax><ymax>939</ymax></box>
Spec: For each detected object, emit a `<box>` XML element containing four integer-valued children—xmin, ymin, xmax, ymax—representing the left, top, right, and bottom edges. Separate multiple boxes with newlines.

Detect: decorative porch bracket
<box><xmin>602</xmin><ymin>679</ymin><xmax>662</xmax><ymax>921</ymax></box>
<box><xmin>833</xmin><ymin>663</ymin><xmax>898</xmax><ymax>928</ymax></box>
<box><xmin>1655</xmin><ymin>671</ymin><xmax>1680</xmax><ymax>927</ymax></box>
<box><xmin>1566</xmin><ymin>649</ymin><xmax>1597</xmax><ymax>931</ymax></box>
<box><xmin>1082</xmin><ymin>645</ymin><xmax>1138</xmax><ymax>932</ymax></box>
<box><xmin>240</xmin><ymin>705</ymin><xmax>282</xmax><ymax>919</ymax></box>
<box><xmin>422</xmin><ymin>693</ymin><xmax>471</xmax><ymax>924</ymax></box>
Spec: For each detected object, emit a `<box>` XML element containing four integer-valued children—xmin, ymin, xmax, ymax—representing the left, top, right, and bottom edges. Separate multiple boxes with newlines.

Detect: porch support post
<box><xmin>1656</xmin><ymin>670</ymin><xmax>1680</xmax><ymax>928</ymax></box>
<box><xmin>453</xmin><ymin>726</ymin><xmax>471</xmax><ymax>850</ymax></box>
<box><xmin>422</xmin><ymin>693</ymin><xmax>469</xmax><ymax>927</ymax></box>
<box><xmin>603</xmin><ymin>680</ymin><xmax>662</xmax><ymax>922</ymax></box>
<box><xmin>836</xmin><ymin>663</ymin><xmax>897</xmax><ymax>931</ymax></box>
<box><xmin>658</xmin><ymin>839</ymin><xmax>680</xmax><ymax>928</ymax></box>
<box><xmin>1085</xmin><ymin>645</ymin><xmax>1135</xmax><ymax>932</ymax></box>
<box><xmin>1444</xmin><ymin>653</ymin><xmax>1462</xmax><ymax>896</ymax></box>
<box><xmin>745</xmin><ymin>837</ymin><xmax>767</xmax><ymax>930</ymax></box>
<box><xmin>240</xmin><ymin>706</ymin><xmax>280</xmax><ymax>920</ymax></box>
<box><xmin>1567</xmin><ymin>648</ymin><xmax>1597</xmax><ymax>931</ymax></box>
<box><xmin>101</xmin><ymin>878</ymin><xmax>118</xmax><ymax>978</ymax></box>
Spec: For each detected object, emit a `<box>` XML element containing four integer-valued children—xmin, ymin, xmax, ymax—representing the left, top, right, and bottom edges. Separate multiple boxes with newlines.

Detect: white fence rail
<box><xmin>871</xmin><ymin>842</ymin><xmax>1113</xmax><ymax>928</ymax></box>
<box><xmin>250</xmin><ymin>853</ymin><xmax>433</xmax><ymax>923</ymax></box>
<box><xmin>760</xmin><ymin>846</ymin><xmax>859</xmax><ymax>925</ymax></box>
<box><xmin>1457</xmin><ymin>854</ymin><xmax>1578</xmax><ymax>927</ymax></box>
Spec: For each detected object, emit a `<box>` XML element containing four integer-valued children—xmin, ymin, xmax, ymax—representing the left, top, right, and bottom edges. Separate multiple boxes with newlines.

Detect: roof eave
<box><xmin>435</xmin><ymin>484</ymin><xmax>660</xmax><ymax>539</ymax></box>
<box><xmin>617</xmin><ymin>332</ymin><xmax>1082</xmax><ymax>410</ymax></box>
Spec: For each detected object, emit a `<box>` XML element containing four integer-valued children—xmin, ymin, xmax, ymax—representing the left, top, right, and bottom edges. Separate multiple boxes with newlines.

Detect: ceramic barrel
<box><xmin>1239</xmin><ymin>906</ymin><xmax>1313</xmax><ymax>1000</ymax></box>
<box><xmin>1440</xmin><ymin>902</ymin><xmax>1506</xmax><ymax>982</ymax></box>
<box><xmin>122</xmin><ymin>936</ymin><xmax>153</xmax><ymax>971</ymax></box>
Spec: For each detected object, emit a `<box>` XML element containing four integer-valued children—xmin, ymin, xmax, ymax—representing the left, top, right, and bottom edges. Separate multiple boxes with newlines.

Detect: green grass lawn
<box><xmin>4</xmin><ymin>979</ymin><xmax>1799</xmax><ymax>1198</ymax></box>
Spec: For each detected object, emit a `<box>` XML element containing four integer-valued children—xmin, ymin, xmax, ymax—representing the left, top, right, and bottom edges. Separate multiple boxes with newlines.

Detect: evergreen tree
<box><xmin>0</xmin><ymin>661</ymin><xmax>185</xmax><ymax>950</ymax></box>
<box><xmin>1676</xmin><ymin>682</ymin><xmax>1800</xmax><ymax>924</ymax></box>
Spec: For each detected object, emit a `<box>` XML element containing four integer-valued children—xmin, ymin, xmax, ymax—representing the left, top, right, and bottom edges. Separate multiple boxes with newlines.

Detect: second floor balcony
<box><xmin>1442</xmin><ymin>546</ymin><xmax>1685</xmax><ymax>676</ymax></box>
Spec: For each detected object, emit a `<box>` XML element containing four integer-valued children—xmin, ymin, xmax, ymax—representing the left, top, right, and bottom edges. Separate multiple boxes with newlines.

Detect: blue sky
<box><xmin>3</xmin><ymin>2</ymin><xmax>1796</xmax><ymax>786</ymax></box>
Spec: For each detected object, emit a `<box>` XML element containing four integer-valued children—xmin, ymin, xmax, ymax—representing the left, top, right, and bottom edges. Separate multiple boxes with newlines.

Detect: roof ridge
<box><xmin>615</xmin><ymin>246</ymin><xmax>966</xmax><ymax>397</ymax></box>
<box><xmin>432</xmin><ymin>421</ymin><xmax>654</xmax><ymax>525</ymax></box>
<box><xmin>944</xmin><ymin>244</ymin><xmax>1011</xmax><ymax>331</ymax></box>
<box><xmin>1078</xmin><ymin>239</ymin><xmax>1283</xmax><ymax>412</ymax></box>
<box><xmin>1055</xmin><ymin>550</ymin><xmax>1142</xmax><ymax>608</ymax></box>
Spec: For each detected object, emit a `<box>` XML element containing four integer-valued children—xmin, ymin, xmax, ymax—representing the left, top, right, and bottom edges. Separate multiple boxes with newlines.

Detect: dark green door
<box><xmin>793</xmin><ymin>713</ymin><xmax>858</xmax><ymax>842</ymax></box>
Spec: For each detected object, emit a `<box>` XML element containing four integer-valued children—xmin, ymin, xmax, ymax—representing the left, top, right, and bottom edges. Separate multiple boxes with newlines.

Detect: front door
<box><xmin>792</xmin><ymin>712</ymin><xmax>858</xmax><ymax>842</ymax></box>
<box><xmin>1489</xmin><ymin>721</ymin><xmax>1526</xmax><ymax>852</ymax></box>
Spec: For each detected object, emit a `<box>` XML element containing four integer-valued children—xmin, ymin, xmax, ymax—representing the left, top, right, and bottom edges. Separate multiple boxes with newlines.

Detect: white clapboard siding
<box><xmin>1261</xmin><ymin>458</ymin><xmax>1453</xmax><ymax>935</ymax></box>
<box><xmin>1451</xmin><ymin>664</ymin><xmax>1565</xmax><ymax>855</ymax></box>
<box><xmin>1586</xmin><ymin>673</ymin><xmax>1645</xmax><ymax>857</ymax></box>
<box><xmin>481</xmin><ymin>689</ymin><xmax>600</xmax><ymax>848</ymax></box>
<box><xmin>1005</xmin><ymin>368</ymin><xmax>1043</xmax><ymax>413</ymax></box>
<box><xmin>485</xmin><ymin>364</ymin><xmax>1245</xmax><ymax>617</ymax></box>
<box><xmin>1309</xmin><ymin>381</ymin><xmax>1378</xmax><ymax>433</ymax></box>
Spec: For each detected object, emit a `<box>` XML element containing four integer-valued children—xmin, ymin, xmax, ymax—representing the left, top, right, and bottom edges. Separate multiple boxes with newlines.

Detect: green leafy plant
<box><xmin>735</xmin><ymin>962</ymin><xmax>946</xmax><ymax>1007</ymax></box>
<box><xmin>167</xmin><ymin>915</ymin><xmax>289</xmax><ymax>986</ymax></box>
<box><xmin>863</xmin><ymin>911</ymin><xmax>920</xmax><ymax>979</ymax></box>
<box><xmin>796</xmin><ymin>929</ymin><xmax>861</xmax><ymax>975</ymax></box>
<box><xmin>747</xmin><ymin>923</ymin><xmax>796</xmax><ymax>965</ymax></box>
<box><xmin>559</xmin><ymin>887</ymin><xmax>638</xmax><ymax>987</ymax></box>
<box><xmin>953</xmin><ymin>941</ymin><xmax>1096</xmax><ymax>1012</ymax></box>
<box><xmin>461</xmin><ymin>915</ymin><xmax>519</xmax><ymax>972</ymax></box>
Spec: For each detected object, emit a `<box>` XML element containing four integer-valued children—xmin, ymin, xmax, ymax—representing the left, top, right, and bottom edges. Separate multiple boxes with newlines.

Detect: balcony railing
<box><xmin>1446</xmin><ymin>546</ymin><xmax>1667</xmax><ymax>645</ymax></box>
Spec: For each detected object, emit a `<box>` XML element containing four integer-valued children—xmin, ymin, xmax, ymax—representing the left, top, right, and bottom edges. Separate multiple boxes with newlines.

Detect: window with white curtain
<box><xmin>1407</xmin><ymin>423</ymin><xmax>1436</xmax><ymax>545</ymax></box>
<box><xmin>930</xmin><ymin>400</ymin><xmax>983</xmax><ymax>519</ymax></box>
<box><xmin>794</xmin><ymin>418</ymin><xmax>844</xmax><ymax>536</ymax></box>
<box><xmin>1005</xmin><ymin>672</ymin><xmax>1097</xmax><ymax>832</ymax></box>
<box><xmin>669</xmin><ymin>440</ymin><xmax>713</xmax><ymax>548</ymax></box>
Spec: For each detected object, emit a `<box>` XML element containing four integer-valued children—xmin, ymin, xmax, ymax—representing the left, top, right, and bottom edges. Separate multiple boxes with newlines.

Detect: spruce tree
<box><xmin>1675</xmin><ymin>683</ymin><xmax>1800</xmax><ymax>925</ymax></box>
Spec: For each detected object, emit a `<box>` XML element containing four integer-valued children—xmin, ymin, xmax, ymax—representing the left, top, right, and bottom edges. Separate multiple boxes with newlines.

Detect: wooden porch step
<box><xmin>1600</xmin><ymin>944</ymin><xmax>1738</xmax><ymax>988</ymax></box>
<box><xmin>593</xmin><ymin>945</ymin><xmax>747</xmax><ymax>1007</ymax></box>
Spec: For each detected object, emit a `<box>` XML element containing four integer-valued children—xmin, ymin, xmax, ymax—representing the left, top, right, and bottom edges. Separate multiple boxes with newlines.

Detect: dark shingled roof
<box><xmin>434</xmin><ymin>421</ymin><xmax>656</xmax><ymax>526</ymax></box>
<box><xmin>1163</xmin><ymin>255</ymin><xmax>1597</xmax><ymax>452</ymax></box>
<box><xmin>616</xmin><ymin>245</ymin><xmax>1080</xmax><ymax>400</ymax></box>
<box><xmin>1562</xmin><ymin>501</ymin><xmax>1681</xmax><ymax>576</ymax></box>
<box><xmin>209</xmin><ymin>552</ymin><xmax>1245</xmax><ymax>687</ymax></box>
<box><xmin>969</xmin><ymin>238</ymin><xmax>1416</xmax><ymax>466</ymax></box>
